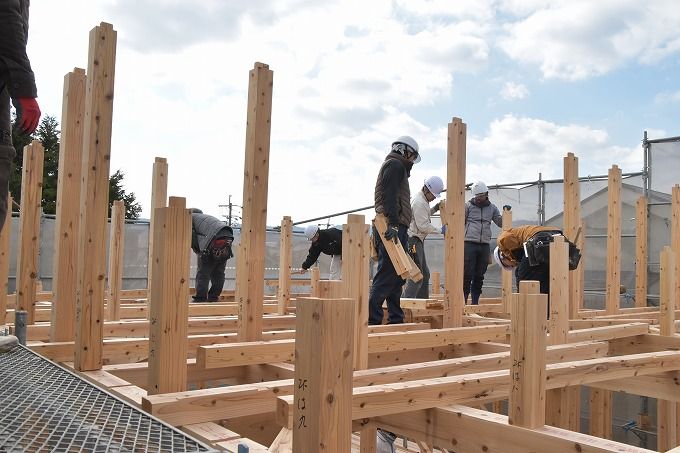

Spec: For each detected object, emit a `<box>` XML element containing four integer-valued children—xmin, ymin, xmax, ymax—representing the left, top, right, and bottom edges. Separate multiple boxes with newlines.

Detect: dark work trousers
<box><xmin>515</xmin><ymin>255</ymin><xmax>550</xmax><ymax>317</ymax></box>
<box><xmin>368</xmin><ymin>224</ymin><xmax>409</xmax><ymax>325</ymax></box>
<box><xmin>463</xmin><ymin>241</ymin><xmax>490</xmax><ymax>305</ymax></box>
<box><xmin>403</xmin><ymin>236</ymin><xmax>430</xmax><ymax>299</ymax></box>
<box><xmin>0</xmin><ymin>86</ymin><xmax>15</xmax><ymax>233</ymax></box>
<box><xmin>194</xmin><ymin>254</ymin><xmax>228</xmax><ymax>302</ymax></box>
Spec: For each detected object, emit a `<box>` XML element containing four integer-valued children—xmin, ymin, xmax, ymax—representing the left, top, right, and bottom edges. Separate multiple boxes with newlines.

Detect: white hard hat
<box><xmin>471</xmin><ymin>181</ymin><xmax>488</xmax><ymax>196</ymax></box>
<box><xmin>304</xmin><ymin>225</ymin><xmax>319</xmax><ymax>241</ymax></box>
<box><xmin>392</xmin><ymin>136</ymin><xmax>421</xmax><ymax>163</ymax></box>
<box><xmin>493</xmin><ymin>246</ymin><xmax>514</xmax><ymax>271</ymax></box>
<box><xmin>424</xmin><ymin>176</ymin><xmax>444</xmax><ymax>198</ymax></box>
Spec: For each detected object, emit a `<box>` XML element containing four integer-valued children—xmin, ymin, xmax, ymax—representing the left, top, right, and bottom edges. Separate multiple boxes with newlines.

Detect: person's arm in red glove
<box><xmin>13</xmin><ymin>97</ymin><xmax>40</xmax><ymax>134</ymax></box>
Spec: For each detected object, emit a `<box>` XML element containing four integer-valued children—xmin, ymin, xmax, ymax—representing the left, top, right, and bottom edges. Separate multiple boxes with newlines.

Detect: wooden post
<box><xmin>589</xmin><ymin>388</ymin><xmax>612</xmax><ymax>439</ymax></box>
<box><xmin>605</xmin><ymin>165</ymin><xmax>621</xmax><ymax>315</ymax></box>
<box><xmin>443</xmin><ymin>117</ymin><xmax>466</xmax><ymax>328</ymax></box>
<box><xmin>577</xmin><ymin>219</ymin><xmax>586</xmax><ymax>311</ymax></box>
<box><xmin>16</xmin><ymin>141</ymin><xmax>44</xmax><ymax>324</ymax></box>
<box><xmin>563</xmin><ymin>153</ymin><xmax>582</xmax><ymax>318</ymax></box>
<box><xmin>147</xmin><ymin>157</ymin><xmax>168</xmax><ymax>290</ymax></box>
<box><xmin>106</xmin><ymin>200</ymin><xmax>125</xmax><ymax>321</ymax></box>
<box><xmin>310</xmin><ymin>267</ymin><xmax>320</xmax><ymax>297</ymax></box>
<box><xmin>635</xmin><ymin>196</ymin><xmax>648</xmax><ymax>307</ymax></box>
<box><xmin>277</xmin><ymin>216</ymin><xmax>292</xmax><ymax>315</ymax></box>
<box><xmin>508</xmin><ymin>280</ymin><xmax>548</xmax><ymax>429</ymax></box>
<box><xmin>501</xmin><ymin>208</ymin><xmax>513</xmax><ymax>314</ymax></box>
<box><xmin>292</xmin><ymin>297</ymin><xmax>354</xmax><ymax>452</ymax></box>
<box><xmin>236</xmin><ymin>62</ymin><xmax>273</xmax><ymax>342</ymax></box>
<box><xmin>0</xmin><ymin>194</ymin><xmax>11</xmax><ymax>325</ymax></box>
<box><xmin>147</xmin><ymin>197</ymin><xmax>191</xmax><ymax>395</ymax></box>
<box><xmin>75</xmin><ymin>22</ymin><xmax>117</xmax><ymax>371</ymax></box>
<box><xmin>672</xmin><ymin>185</ymin><xmax>680</xmax><ymax>310</ymax></box>
<box><xmin>50</xmin><ymin>68</ymin><xmax>86</xmax><ymax>341</ymax></box>
<box><xmin>431</xmin><ymin>271</ymin><xmax>440</xmax><ymax>296</ymax></box>
<box><xmin>342</xmin><ymin>214</ymin><xmax>369</xmax><ymax>370</ymax></box>
<box><xmin>658</xmin><ymin>246</ymin><xmax>677</xmax><ymax>451</ymax></box>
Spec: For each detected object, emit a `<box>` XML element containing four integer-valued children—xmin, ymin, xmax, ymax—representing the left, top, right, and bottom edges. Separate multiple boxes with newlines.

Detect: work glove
<box><xmin>441</xmin><ymin>225</ymin><xmax>447</xmax><ymax>234</ymax></box>
<box><xmin>13</xmin><ymin>97</ymin><xmax>41</xmax><ymax>134</ymax></box>
<box><xmin>383</xmin><ymin>224</ymin><xmax>399</xmax><ymax>243</ymax></box>
<box><xmin>502</xmin><ymin>204</ymin><xmax>512</xmax><ymax>211</ymax></box>
<box><xmin>432</xmin><ymin>201</ymin><xmax>440</xmax><ymax>213</ymax></box>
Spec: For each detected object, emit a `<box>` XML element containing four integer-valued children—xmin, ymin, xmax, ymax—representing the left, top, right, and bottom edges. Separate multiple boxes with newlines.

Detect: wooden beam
<box><xmin>147</xmin><ymin>199</ymin><xmax>191</xmax><ymax>394</ymax></box>
<box><xmin>674</xmin><ymin>185</ymin><xmax>680</xmax><ymax>311</ymax></box>
<box><xmin>373</xmin><ymin>213</ymin><xmax>421</xmax><ymax>281</ymax></box>
<box><xmin>236</xmin><ymin>62</ymin><xmax>273</xmax><ymax>341</ymax></box>
<box><xmin>501</xmin><ymin>208</ymin><xmax>513</xmax><ymax>314</ymax></box>
<box><xmin>605</xmin><ymin>165</ymin><xmax>621</xmax><ymax>315</ymax></box>
<box><xmin>75</xmin><ymin>22</ymin><xmax>117</xmax><ymax>372</ymax></box>
<box><xmin>444</xmin><ymin>117</ymin><xmax>466</xmax><ymax>328</ymax></box>
<box><xmin>548</xmin><ymin>235</ymin><xmax>569</xmax><ymax>344</ymax></box>
<box><xmin>635</xmin><ymin>196</ymin><xmax>648</xmax><ymax>307</ymax></box>
<box><xmin>147</xmin><ymin>157</ymin><xmax>168</xmax><ymax>291</ymax></box>
<box><xmin>509</xmin><ymin>281</ymin><xmax>548</xmax><ymax>428</ymax></box>
<box><xmin>431</xmin><ymin>271</ymin><xmax>441</xmax><ymax>296</ymax></box>
<box><xmin>310</xmin><ymin>266</ymin><xmax>320</xmax><ymax>296</ymax></box>
<box><xmin>0</xmin><ymin>194</ymin><xmax>11</xmax><ymax>325</ymax></box>
<box><xmin>16</xmin><ymin>141</ymin><xmax>44</xmax><ymax>324</ymax></box>
<box><xmin>563</xmin><ymin>153</ymin><xmax>582</xmax><ymax>318</ymax></box>
<box><xmin>658</xmin><ymin>245</ymin><xmax>678</xmax><ymax>452</ymax></box>
<box><xmin>589</xmin><ymin>388</ymin><xmax>612</xmax><ymax>439</ymax></box>
<box><xmin>277</xmin><ymin>216</ymin><xmax>292</xmax><ymax>315</ymax></box>
<box><xmin>293</xmin><ymin>297</ymin><xmax>354</xmax><ymax>452</ymax></box>
<box><xmin>50</xmin><ymin>68</ymin><xmax>86</xmax><ymax>341</ymax></box>
<box><xmin>106</xmin><ymin>200</ymin><xmax>125</xmax><ymax>321</ymax></box>
<box><xmin>343</xmin><ymin>214</ymin><xmax>369</xmax><ymax>370</ymax></box>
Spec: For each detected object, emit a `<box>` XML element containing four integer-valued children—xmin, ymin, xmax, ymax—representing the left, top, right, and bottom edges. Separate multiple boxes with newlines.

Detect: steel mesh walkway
<box><xmin>0</xmin><ymin>340</ymin><xmax>217</xmax><ymax>452</ymax></box>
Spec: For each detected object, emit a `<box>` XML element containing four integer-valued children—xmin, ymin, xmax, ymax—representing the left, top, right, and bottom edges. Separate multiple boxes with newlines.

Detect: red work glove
<box><xmin>14</xmin><ymin>97</ymin><xmax>41</xmax><ymax>134</ymax></box>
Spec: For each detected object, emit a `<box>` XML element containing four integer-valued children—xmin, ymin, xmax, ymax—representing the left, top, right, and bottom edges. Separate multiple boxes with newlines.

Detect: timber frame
<box><xmin>2</xmin><ymin>21</ymin><xmax>680</xmax><ymax>453</ymax></box>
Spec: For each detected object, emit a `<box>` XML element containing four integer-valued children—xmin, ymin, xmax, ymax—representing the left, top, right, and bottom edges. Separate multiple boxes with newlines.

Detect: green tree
<box><xmin>10</xmin><ymin>115</ymin><xmax>142</xmax><ymax>219</ymax></box>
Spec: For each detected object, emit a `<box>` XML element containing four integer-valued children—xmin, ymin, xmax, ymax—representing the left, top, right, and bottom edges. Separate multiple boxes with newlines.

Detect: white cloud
<box><xmin>500</xmin><ymin>81</ymin><xmax>529</xmax><ymax>100</ymax></box>
<box><xmin>499</xmin><ymin>0</ymin><xmax>680</xmax><ymax>80</ymax></box>
<box><xmin>654</xmin><ymin>90</ymin><xmax>680</xmax><ymax>104</ymax></box>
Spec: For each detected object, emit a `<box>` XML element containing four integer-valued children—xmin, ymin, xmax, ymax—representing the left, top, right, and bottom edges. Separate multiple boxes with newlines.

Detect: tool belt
<box><xmin>523</xmin><ymin>231</ymin><xmax>581</xmax><ymax>270</ymax></box>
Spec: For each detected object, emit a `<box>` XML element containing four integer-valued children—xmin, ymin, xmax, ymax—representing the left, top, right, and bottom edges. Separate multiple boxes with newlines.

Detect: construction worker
<box><xmin>368</xmin><ymin>135</ymin><xmax>420</xmax><ymax>326</ymax></box>
<box><xmin>191</xmin><ymin>209</ymin><xmax>234</xmax><ymax>302</ymax></box>
<box><xmin>463</xmin><ymin>181</ymin><xmax>503</xmax><ymax>305</ymax></box>
<box><xmin>299</xmin><ymin>224</ymin><xmax>342</xmax><ymax>279</ymax></box>
<box><xmin>403</xmin><ymin>176</ymin><xmax>444</xmax><ymax>299</ymax></box>
<box><xmin>0</xmin><ymin>0</ymin><xmax>41</xmax><ymax>232</ymax></box>
<box><xmin>494</xmin><ymin>224</ymin><xmax>581</xmax><ymax>297</ymax></box>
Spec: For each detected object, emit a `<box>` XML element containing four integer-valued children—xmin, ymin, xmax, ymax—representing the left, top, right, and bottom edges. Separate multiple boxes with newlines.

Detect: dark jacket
<box><xmin>0</xmin><ymin>0</ymin><xmax>37</xmax><ymax>99</ymax></box>
<box><xmin>374</xmin><ymin>152</ymin><xmax>413</xmax><ymax>227</ymax></box>
<box><xmin>464</xmin><ymin>197</ymin><xmax>502</xmax><ymax>243</ymax></box>
<box><xmin>301</xmin><ymin>227</ymin><xmax>342</xmax><ymax>270</ymax></box>
<box><xmin>191</xmin><ymin>213</ymin><xmax>233</xmax><ymax>255</ymax></box>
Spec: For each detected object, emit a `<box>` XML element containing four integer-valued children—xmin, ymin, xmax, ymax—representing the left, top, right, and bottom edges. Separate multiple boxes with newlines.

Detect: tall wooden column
<box><xmin>147</xmin><ymin>157</ymin><xmax>168</xmax><ymax>290</ymax></box>
<box><xmin>509</xmin><ymin>281</ymin><xmax>548</xmax><ymax>429</ymax></box>
<box><xmin>0</xmin><ymin>194</ymin><xmax>12</xmax><ymax>325</ymax></box>
<box><xmin>501</xmin><ymin>208</ymin><xmax>512</xmax><ymax>314</ymax></box>
<box><xmin>443</xmin><ymin>117</ymin><xmax>466</xmax><ymax>328</ymax></box>
<box><xmin>658</xmin><ymin>246</ymin><xmax>677</xmax><ymax>451</ymax></box>
<box><xmin>310</xmin><ymin>266</ymin><xmax>320</xmax><ymax>297</ymax></box>
<box><xmin>236</xmin><ymin>62</ymin><xmax>273</xmax><ymax>341</ymax></box>
<box><xmin>563</xmin><ymin>153</ymin><xmax>582</xmax><ymax>318</ymax></box>
<box><xmin>75</xmin><ymin>22</ymin><xmax>117</xmax><ymax>371</ymax></box>
<box><xmin>16</xmin><ymin>141</ymin><xmax>44</xmax><ymax>324</ymax></box>
<box><xmin>293</xmin><ymin>297</ymin><xmax>354</xmax><ymax>452</ymax></box>
<box><xmin>672</xmin><ymin>185</ymin><xmax>680</xmax><ymax>310</ymax></box>
<box><xmin>605</xmin><ymin>165</ymin><xmax>621</xmax><ymax>315</ymax></box>
<box><xmin>51</xmin><ymin>68</ymin><xmax>86</xmax><ymax>341</ymax></box>
<box><xmin>106</xmin><ymin>200</ymin><xmax>125</xmax><ymax>321</ymax></box>
<box><xmin>635</xmin><ymin>197</ymin><xmax>648</xmax><ymax>307</ymax></box>
<box><xmin>589</xmin><ymin>388</ymin><xmax>612</xmax><ymax>439</ymax></box>
<box><xmin>342</xmin><ymin>214</ymin><xmax>369</xmax><ymax>370</ymax></box>
<box><xmin>147</xmin><ymin>197</ymin><xmax>191</xmax><ymax>395</ymax></box>
<box><xmin>277</xmin><ymin>216</ymin><xmax>292</xmax><ymax>315</ymax></box>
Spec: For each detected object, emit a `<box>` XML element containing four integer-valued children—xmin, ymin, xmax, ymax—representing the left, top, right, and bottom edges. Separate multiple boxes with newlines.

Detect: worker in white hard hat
<box><xmin>463</xmin><ymin>181</ymin><xmax>502</xmax><ymax>305</ymax></box>
<box><xmin>369</xmin><ymin>135</ymin><xmax>420</xmax><ymax>326</ymax></box>
<box><xmin>299</xmin><ymin>224</ymin><xmax>343</xmax><ymax>279</ymax></box>
<box><xmin>404</xmin><ymin>176</ymin><xmax>444</xmax><ymax>299</ymax></box>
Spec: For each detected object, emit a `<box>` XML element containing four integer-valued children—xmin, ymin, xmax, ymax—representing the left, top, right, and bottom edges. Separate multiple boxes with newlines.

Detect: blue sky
<box><xmin>25</xmin><ymin>0</ymin><xmax>680</xmax><ymax>224</ymax></box>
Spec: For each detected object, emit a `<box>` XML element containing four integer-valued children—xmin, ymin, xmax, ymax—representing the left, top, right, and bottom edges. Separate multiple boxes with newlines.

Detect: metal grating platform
<box><xmin>0</xmin><ymin>340</ymin><xmax>217</xmax><ymax>452</ymax></box>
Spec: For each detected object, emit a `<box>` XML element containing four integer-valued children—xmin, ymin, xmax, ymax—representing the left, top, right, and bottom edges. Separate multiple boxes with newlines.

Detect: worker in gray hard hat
<box><xmin>463</xmin><ymin>181</ymin><xmax>502</xmax><ymax>305</ymax></box>
<box><xmin>369</xmin><ymin>135</ymin><xmax>420</xmax><ymax>325</ymax></box>
<box><xmin>404</xmin><ymin>175</ymin><xmax>444</xmax><ymax>299</ymax></box>
<box><xmin>299</xmin><ymin>224</ymin><xmax>343</xmax><ymax>279</ymax></box>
